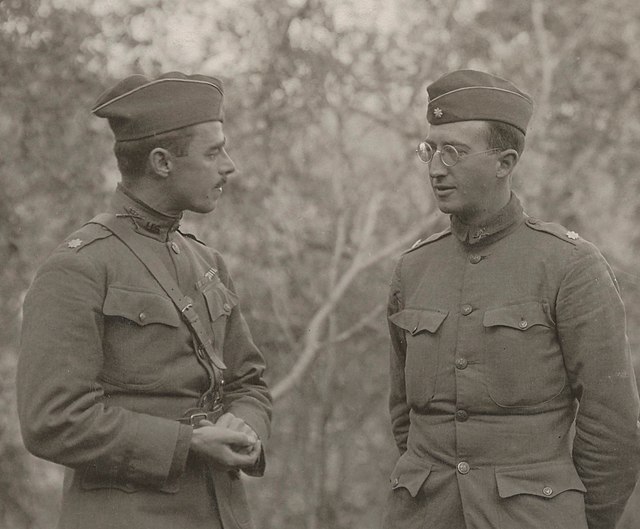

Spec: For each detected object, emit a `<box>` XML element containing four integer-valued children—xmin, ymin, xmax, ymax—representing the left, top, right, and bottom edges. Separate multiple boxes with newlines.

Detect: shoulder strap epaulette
<box><xmin>524</xmin><ymin>217</ymin><xmax>580</xmax><ymax>246</ymax></box>
<box><xmin>62</xmin><ymin>221</ymin><xmax>113</xmax><ymax>252</ymax></box>
<box><xmin>403</xmin><ymin>226</ymin><xmax>452</xmax><ymax>254</ymax></box>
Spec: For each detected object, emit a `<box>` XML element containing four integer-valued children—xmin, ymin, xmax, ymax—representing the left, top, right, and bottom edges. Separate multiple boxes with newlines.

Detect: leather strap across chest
<box><xmin>89</xmin><ymin>213</ymin><xmax>226</xmax><ymax>403</ymax></box>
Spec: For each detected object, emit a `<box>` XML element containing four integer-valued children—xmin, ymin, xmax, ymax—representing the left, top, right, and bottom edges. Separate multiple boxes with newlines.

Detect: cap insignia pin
<box><xmin>68</xmin><ymin>238</ymin><xmax>83</xmax><ymax>248</ymax></box>
<box><xmin>433</xmin><ymin>107</ymin><xmax>443</xmax><ymax>118</ymax></box>
<box><xmin>566</xmin><ymin>231</ymin><xmax>579</xmax><ymax>240</ymax></box>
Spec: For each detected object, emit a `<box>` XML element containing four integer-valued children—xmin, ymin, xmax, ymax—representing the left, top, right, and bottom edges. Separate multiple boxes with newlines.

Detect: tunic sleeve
<box><xmin>556</xmin><ymin>242</ymin><xmax>640</xmax><ymax>529</ymax></box>
<box><xmin>214</xmin><ymin>253</ymin><xmax>272</xmax><ymax>475</ymax></box>
<box><xmin>388</xmin><ymin>257</ymin><xmax>410</xmax><ymax>454</ymax></box>
<box><xmin>17</xmin><ymin>248</ymin><xmax>192</xmax><ymax>490</ymax></box>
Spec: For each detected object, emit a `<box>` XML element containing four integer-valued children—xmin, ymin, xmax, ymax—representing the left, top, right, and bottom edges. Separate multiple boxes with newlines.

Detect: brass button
<box><xmin>469</xmin><ymin>254</ymin><xmax>482</xmax><ymax>264</ymax></box>
<box><xmin>455</xmin><ymin>410</ymin><xmax>469</xmax><ymax>422</ymax></box>
<box><xmin>392</xmin><ymin>477</ymin><xmax>400</xmax><ymax>488</ymax></box>
<box><xmin>457</xmin><ymin>461</ymin><xmax>470</xmax><ymax>474</ymax></box>
<box><xmin>223</xmin><ymin>303</ymin><xmax>231</xmax><ymax>313</ymax></box>
<box><xmin>170</xmin><ymin>242</ymin><xmax>180</xmax><ymax>254</ymax></box>
<box><xmin>461</xmin><ymin>304</ymin><xmax>473</xmax><ymax>315</ymax></box>
<box><xmin>519</xmin><ymin>320</ymin><xmax>528</xmax><ymax>329</ymax></box>
<box><xmin>138</xmin><ymin>312</ymin><xmax>146</xmax><ymax>322</ymax></box>
<box><xmin>542</xmin><ymin>486</ymin><xmax>553</xmax><ymax>496</ymax></box>
<box><xmin>455</xmin><ymin>358</ymin><xmax>468</xmax><ymax>370</ymax></box>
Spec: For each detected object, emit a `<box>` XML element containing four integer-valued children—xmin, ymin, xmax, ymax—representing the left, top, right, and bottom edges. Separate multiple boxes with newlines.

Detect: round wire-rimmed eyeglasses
<box><xmin>416</xmin><ymin>142</ymin><xmax>500</xmax><ymax>167</ymax></box>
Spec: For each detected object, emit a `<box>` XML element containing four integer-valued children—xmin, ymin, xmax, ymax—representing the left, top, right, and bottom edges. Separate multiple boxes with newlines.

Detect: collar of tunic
<box><xmin>450</xmin><ymin>193</ymin><xmax>524</xmax><ymax>246</ymax></box>
<box><xmin>111</xmin><ymin>184</ymin><xmax>182</xmax><ymax>242</ymax></box>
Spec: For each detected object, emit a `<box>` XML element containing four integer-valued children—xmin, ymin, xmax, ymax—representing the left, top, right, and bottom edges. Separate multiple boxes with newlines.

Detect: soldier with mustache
<box><xmin>17</xmin><ymin>72</ymin><xmax>272</xmax><ymax>529</ymax></box>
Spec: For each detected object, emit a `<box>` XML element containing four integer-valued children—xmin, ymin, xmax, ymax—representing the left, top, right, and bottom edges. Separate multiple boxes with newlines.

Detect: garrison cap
<box><xmin>92</xmin><ymin>72</ymin><xmax>224</xmax><ymax>141</ymax></box>
<box><xmin>426</xmin><ymin>69</ymin><xmax>533</xmax><ymax>135</ymax></box>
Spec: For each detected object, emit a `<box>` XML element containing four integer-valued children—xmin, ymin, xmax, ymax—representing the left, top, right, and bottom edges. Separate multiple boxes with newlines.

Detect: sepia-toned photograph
<box><xmin>2</xmin><ymin>1</ymin><xmax>639</xmax><ymax>528</ymax></box>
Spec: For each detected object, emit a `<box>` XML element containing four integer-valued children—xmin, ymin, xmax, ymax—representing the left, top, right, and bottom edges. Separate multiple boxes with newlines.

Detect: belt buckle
<box><xmin>189</xmin><ymin>411</ymin><xmax>209</xmax><ymax>426</ymax></box>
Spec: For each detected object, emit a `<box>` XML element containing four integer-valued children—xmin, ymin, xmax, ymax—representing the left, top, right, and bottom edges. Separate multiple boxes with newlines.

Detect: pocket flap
<box><xmin>103</xmin><ymin>285</ymin><xmax>180</xmax><ymax>327</ymax></box>
<box><xmin>483</xmin><ymin>302</ymin><xmax>553</xmax><ymax>330</ymax></box>
<box><xmin>389</xmin><ymin>309</ymin><xmax>448</xmax><ymax>335</ymax></box>
<box><xmin>495</xmin><ymin>462</ymin><xmax>586</xmax><ymax>499</ymax></box>
<box><xmin>202</xmin><ymin>282</ymin><xmax>239</xmax><ymax>321</ymax></box>
<box><xmin>389</xmin><ymin>453</ymin><xmax>433</xmax><ymax>497</ymax></box>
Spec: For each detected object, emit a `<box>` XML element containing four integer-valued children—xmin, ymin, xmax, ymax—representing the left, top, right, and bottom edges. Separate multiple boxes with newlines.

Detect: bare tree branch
<box><xmin>267</xmin><ymin>282</ymin><xmax>298</xmax><ymax>351</ymax></box>
<box><xmin>271</xmin><ymin>214</ymin><xmax>434</xmax><ymax>400</ymax></box>
<box><xmin>530</xmin><ymin>0</ymin><xmax>555</xmax><ymax>133</ymax></box>
<box><xmin>407</xmin><ymin>0</ymin><xmax>462</xmax><ymax>110</ymax></box>
<box><xmin>327</xmin><ymin>303</ymin><xmax>386</xmax><ymax>346</ymax></box>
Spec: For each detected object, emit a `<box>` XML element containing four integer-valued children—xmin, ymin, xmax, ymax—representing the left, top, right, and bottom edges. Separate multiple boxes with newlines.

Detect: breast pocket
<box><xmin>483</xmin><ymin>301</ymin><xmax>566</xmax><ymax>407</ymax></box>
<box><xmin>389</xmin><ymin>308</ymin><xmax>448</xmax><ymax>407</ymax></box>
<box><xmin>101</xmin><ymin>285</ymin><xmax>180</xmax><ymax>391</ymax></box>
<box><xmin>201</xmin><ymin>280</ymin><xmax>239</xmax><ymax>347</ymax></box>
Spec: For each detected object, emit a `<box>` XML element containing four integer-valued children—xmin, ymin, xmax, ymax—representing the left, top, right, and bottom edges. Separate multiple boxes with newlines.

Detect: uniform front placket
<box><xmin>453</xmin><ymin>242</ymin><xmax>487</xmax><ymax>482</ymax></box>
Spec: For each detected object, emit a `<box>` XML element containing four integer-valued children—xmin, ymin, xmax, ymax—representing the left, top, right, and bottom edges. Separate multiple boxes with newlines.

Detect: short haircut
<box><xmin>484</xmin><ymin>121</ymin><xmax>525</xmax><ymax>156</ymax></box>
<box><xmin>113</xmin><ymin>126</ymin><xmax>195</xmax><ymax>179</ymax></box>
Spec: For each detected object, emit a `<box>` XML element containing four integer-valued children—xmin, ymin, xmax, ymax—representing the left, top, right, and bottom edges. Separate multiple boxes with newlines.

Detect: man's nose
<box><xmin>429</xmin><ymin>152</ymin><xmax>448</xmax><ymax>179</ymax></box>
<box><xmin>219</xmin><ymin>148</ymin><xmax>236</xmax><ymax>177</ymax></box>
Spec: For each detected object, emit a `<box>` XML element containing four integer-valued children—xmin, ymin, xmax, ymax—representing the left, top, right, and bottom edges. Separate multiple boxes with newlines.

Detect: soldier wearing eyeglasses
<box><xmin>384</xmin><ymin>70</ymin><xmax>640</xmax><ymax>529</ymax></box>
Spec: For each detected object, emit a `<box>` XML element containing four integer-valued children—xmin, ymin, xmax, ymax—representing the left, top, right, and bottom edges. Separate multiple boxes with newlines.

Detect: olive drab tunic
<box><xmin>17</xmin><ymin>185</ymin><xmax>271</xmax><ymax>529</ymax></box>
<box><xmin>384</xmin><ymin>194</ymin><xmax>640</xmax><ymax>529</ymax></box>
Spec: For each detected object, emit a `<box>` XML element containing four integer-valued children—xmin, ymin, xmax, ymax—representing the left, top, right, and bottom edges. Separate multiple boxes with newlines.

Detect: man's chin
<box><xmin>434</xmin><ymin>198</ymin><xmax>457</xmax><ymax>215</ymax></box>
<box><xmin>189</xmin><ymin>202</ymin><xmax>217</xmax><ymax>215</ymax></box>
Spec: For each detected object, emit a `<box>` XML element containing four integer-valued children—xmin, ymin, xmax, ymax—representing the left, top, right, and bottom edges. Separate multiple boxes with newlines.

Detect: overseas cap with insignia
<box><xmin>426</xmin><ymin>69</ymin><xmax>533</xmax><ymax>135</ymax></box>
<box><xmin>92</xmin><ymin>72</ymin><xmax>224</xmax><ymax>141</ymax></box>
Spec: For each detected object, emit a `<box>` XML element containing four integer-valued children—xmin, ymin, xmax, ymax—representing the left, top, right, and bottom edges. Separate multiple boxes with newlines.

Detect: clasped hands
<box><xmin>190</xmin><ymin>412</ymin><xmax>261</xmax><ymax>471</ymax></box>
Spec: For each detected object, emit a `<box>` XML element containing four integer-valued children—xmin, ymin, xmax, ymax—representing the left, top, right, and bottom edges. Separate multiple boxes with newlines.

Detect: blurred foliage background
<box><xmin>1</xmin><ymin>0</ymin><xmax>640</xmax><ymax>527</ymax></box>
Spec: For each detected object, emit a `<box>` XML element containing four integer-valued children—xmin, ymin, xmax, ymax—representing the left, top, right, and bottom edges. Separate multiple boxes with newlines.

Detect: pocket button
<box><xmin>542</xmin><ymin>486</ymin><xmax>553</xmax><ymax>496</ymax></box>
<box><xmin>138</xmin><ymin>312</ymin><xmax>146</xmax><ymax>322</ymax></box>
<box><xmin>519</xmin><ymin>320</ymin><xmax>528</xmax><ymax>329</ymax></box>
<box><xmin>223</xmin><ymin>303</ymin><xmax>231</xmax><ymax>313</ymax></box>
<box><xmin>455</xmin><ymin>358</ymin><xmax>468</xmax><ymax>370</ymax></box>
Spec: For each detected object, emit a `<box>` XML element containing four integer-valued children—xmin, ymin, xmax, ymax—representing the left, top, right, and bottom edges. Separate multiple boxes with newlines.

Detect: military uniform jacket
<box><xmin>17</xmin><ymin>186</ymin><xmax>272</xmax><ymax>529</ymax></box>
<box><xmin>384</xmin><ymin>194</ymin><xmax>640</xmax><ymax>529</ymax></box>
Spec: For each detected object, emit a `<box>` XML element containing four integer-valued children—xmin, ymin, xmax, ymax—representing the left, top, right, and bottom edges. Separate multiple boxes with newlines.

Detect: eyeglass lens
<box><xmin>416</xmin><ymin>143</ymin><xmax>459</xmax><ymax>166</ymax></box>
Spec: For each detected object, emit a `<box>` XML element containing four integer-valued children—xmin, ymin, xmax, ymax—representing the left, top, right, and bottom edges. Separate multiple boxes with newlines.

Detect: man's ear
<box><xmin>496</xmin><ymin>149</ymin><xmax>519</xmax><ymax>179</ymax></box>
<box><xmin>149</xmin><ymin>148</ymin><xmax>173</xmax><ymax>178</ymax></box>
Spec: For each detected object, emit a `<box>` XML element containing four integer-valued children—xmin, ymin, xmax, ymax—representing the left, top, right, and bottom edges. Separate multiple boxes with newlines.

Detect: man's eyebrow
<box><xmin>208</xmin><ymin>137</ymin><xmax>227</xmax><ymax>151</ymax></box>
<box><xmin>425</xmin><ymin>139</ymin><xmax>471</xmax><ymax>150</ymax></box>
<box><xmin>450</xmin><ymin>142</ymin><xmax>471</xmax><ymax>150</ymax></box>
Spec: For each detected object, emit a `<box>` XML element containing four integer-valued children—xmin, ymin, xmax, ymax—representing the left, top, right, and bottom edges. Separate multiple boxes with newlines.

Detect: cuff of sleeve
<box><xmin>163</xmin><ymin>424</ymin><xmax>193</xmax><ymax>489</ymax></box>
<box><xmin>227</xmin><ymin>403</ymin><xmax>270</xmax><ymax>444</ymax></box>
